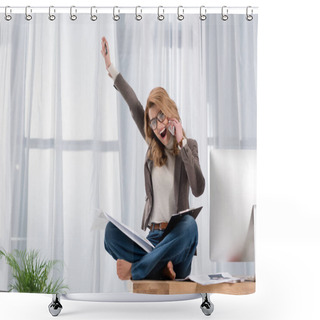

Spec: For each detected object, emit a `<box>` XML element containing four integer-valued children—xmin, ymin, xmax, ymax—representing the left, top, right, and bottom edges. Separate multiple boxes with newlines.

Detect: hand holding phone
<box><xmin>168</xmin><ymin>118</ymin><xmax>184</xmax><ymax>144</ymax></box>
<box><xmin>168</xmin><ymin>121</ymin><xmax>175</xmax><ymax>136</ymax></box>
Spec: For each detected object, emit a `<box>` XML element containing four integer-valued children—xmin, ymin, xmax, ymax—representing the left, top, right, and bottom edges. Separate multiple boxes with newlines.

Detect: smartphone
<box><xmin>168</xmin><ymin>122</ymin><xmax>175</xmax><ymax>136</ymax></box>
<box><xmin>105</xmin><ymin>43</ymin><xmax>108</xmax><ymax>55</ymax></box>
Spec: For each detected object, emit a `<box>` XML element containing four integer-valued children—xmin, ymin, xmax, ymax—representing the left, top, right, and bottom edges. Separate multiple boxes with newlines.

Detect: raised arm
<box><xmin>101</xmin><ymin>37</ymin><xmax>145</xmax><ymax>140</ymax></box>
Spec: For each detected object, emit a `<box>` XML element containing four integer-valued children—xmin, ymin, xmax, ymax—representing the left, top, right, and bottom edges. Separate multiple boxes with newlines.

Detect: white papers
<box><xmin>101</xmin><ymin>207</ymin><xmax>202</xmax><ymax>253</ymax></box>
<box><xmin>180</xmin><ymin>273</ymin><xmax>242</xmax><ymax>285</ymax></box>
<box><xmin>103</xmin><ymin>211</ymin><xmax>155</xmax><ymax>253</ymax></box>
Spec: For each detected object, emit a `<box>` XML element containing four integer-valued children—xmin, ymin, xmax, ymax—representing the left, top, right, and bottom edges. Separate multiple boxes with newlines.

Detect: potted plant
<box><xmin>0</xmin><ymin>249</ymin><xmax>68</xmax><ymax>294</ymax></box>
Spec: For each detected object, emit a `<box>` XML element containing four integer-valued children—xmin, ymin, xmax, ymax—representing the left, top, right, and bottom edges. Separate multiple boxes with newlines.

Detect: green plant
<box><xmin>0</xmin><ymin>249</ymin><xmax>68</xmax><ymax>294</ymax></box>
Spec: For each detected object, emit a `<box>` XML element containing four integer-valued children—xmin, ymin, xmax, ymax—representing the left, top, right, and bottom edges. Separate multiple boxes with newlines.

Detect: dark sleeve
<box><xmin>180</xmin><ymin>139</ymin><xmax>205</xmax><ymax>197</ymax></box>
<box><xmin>113</xmin><ymin>73</ymin><xmax>145</xmax><ymax>140</ymax></box>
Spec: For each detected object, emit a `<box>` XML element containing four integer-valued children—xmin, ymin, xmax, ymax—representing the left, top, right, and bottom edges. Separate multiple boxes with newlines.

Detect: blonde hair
<box><xmin>144</xmin><ymin>87</ymin><xmax>185</xmax><ymax>167</ymax></box>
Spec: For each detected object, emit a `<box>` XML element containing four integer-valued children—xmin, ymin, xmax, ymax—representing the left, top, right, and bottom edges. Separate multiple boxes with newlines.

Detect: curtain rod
<box><xmin>1</xmin><ymin>6</ymin><xmax>258</xmax><ymax>15</ymax></box>
<box><xmin>1</xmin><ymin>6</ymin><xmax>258</xmax><ymax>22</ymax></box>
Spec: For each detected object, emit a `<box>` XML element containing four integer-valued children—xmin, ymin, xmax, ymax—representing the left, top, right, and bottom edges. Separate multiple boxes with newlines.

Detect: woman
<box><xmin>101</xmin><ymin>37</ymin><xmax>205</xmax><ymax>281</ymax></box>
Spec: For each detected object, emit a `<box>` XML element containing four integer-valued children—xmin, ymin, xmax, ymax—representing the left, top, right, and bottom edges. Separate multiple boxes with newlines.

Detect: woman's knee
<box><xmin>104</xmin><ymin>222</ymin><xmax>119</xmax><ymax>251</ymax></box>
<box><xmin>181</xmin><ymin>215</ymin><xmax>198</xmax><ymax>237</ymax></box>
<box><xmin>175</xmin><ymin>215</ymin><xmax>198</xmax><ymax>245</ymax></box>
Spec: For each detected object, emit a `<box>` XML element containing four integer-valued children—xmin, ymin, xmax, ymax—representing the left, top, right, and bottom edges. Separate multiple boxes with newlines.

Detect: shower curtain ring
<box><xmin>135</xmin><ymin>6</ymin><xmax>142</xmax><ymax>21</ymax></box>
<box><xmin>113</xmin><ymin>6</ymin><xmax>120</xmax><ymax>21</ymax></box>
<box><xmin>90</xmin><ymin>6</ymin><xmax>98</xmax><ymax>21</ymax></box>
<box><xmin>49</xmin><ymin>6</ymin><xmax>56</xmax><ymax>21</ymax></box>
<box><xmin>157</xmin><ymin>6</ymin><xmax>164</xmax><ymax>21</ymax></box>
<box><xmin>200</xmin><ymin>6</ymin><xmax>207</xmax><ymax>21</ymax></box>
<box><xmin>5</xmin><ymin>6</ymin><xmax>12</xmax><ymax>21</ymax></box>
<box><xmin>221</xmin><ymin>6</ymin><xmax>228</xmax><ymax>21</ymax></box>
<box><xmin>177</xmin><ymin>6</ymin><xmax>184</xmax><ymax>21</ymax></box>
<box><xmin>246</xmin><ymin>6</ymin><xmax>253</xmax><ymax>21</ymax></box>
<box><xmin>70</xmin><ymin>6</ymin><xmax>77</xmax><ymax>21</ymax></box>
<box><xmin>25</xmin><ymin>6</ymin><xmax>32</xmax><ymax>21</ymax></box>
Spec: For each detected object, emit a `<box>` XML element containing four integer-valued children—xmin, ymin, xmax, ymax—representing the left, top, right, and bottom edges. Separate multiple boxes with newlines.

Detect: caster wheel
<box><xmin>48</xmin><ymin>295</ymin><xmax>63</xmax><ymax>317</ymax></box>
<box><xmin>200</xmin><ymin>293</ymin><xmax>214</xmax><ymax>316</ymax></box>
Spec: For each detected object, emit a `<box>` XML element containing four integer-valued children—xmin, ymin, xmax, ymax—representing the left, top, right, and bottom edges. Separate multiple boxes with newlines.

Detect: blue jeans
<box><xmin>104</xmin><ymin>215</ymin><xmax>198</xmax><ymax>280</ymax></box>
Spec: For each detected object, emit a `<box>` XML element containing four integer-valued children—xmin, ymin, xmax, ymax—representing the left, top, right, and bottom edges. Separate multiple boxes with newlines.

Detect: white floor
<box><xmin>0</xmin><ymin>286</ymin><xmax>316</xmax><ymax>320</ymax></box>
<box><xmin>0</xmin><ymin>290</ymin><xmax>271</xmax><ymax>320</ymax></box>
<box><xmin>1</xmin><ymin>240</ymin><xmax>319</xmax><ymax>320</ymax></box>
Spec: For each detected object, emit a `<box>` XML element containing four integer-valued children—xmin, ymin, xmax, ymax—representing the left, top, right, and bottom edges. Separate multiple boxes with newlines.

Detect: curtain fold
<box><xmin>0</xmin><ymin>13</ymin><xmax>257</xmax><ymax>293</ymax></box>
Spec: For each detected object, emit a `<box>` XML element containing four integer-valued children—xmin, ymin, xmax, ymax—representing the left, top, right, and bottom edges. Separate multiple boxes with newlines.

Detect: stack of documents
<box><xmin>181</xmin><ymin>273</ymin><xmax>243</xmax><ymax>285</ymax></box>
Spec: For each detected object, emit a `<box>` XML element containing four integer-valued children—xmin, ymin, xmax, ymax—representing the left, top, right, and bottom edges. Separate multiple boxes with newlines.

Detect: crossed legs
<box><xmin>104</xmin><ymin>214</ymin><xmax>198</xmax><ymax>280</ymax></box>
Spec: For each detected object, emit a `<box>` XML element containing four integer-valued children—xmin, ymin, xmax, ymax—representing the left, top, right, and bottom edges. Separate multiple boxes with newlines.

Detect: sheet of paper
<box><xmin>177</xmin><ymin>273</ymin><xmax>242</xmax><ymax>285</ymax></box>
<box><xmin>102</xmin><ymin>211</ymin><xmax>155</xmax><ymax>253</ymax></box>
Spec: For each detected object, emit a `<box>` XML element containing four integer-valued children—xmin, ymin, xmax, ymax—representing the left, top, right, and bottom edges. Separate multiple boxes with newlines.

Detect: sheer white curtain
<box><xmin>114</xmin><ymin>14</ymin><xmax>209</xmax><ymax>273</ymax></box>
<box><xmin>0</xmin><ymin>14</ymin><xmax>123</xmax><ymax>293</ymax></box>
<box><xmin>0</xmin><ymin>12</ymin><xmax>257</xmax><ymax>293</ymax></box>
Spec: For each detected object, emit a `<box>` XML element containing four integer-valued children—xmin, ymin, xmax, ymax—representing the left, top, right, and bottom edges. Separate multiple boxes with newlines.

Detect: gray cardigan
<box><xmin>114</xmin><ymin>74</ymin><xmax>205</xmax><ymax>230</ymax></box>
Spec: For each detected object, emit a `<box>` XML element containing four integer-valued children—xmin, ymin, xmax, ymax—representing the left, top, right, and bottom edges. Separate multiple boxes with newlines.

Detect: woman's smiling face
<box><xmin>148</xmin><ymin>105</ymin><xmax>171</xmax><ymax>146</ymax></box>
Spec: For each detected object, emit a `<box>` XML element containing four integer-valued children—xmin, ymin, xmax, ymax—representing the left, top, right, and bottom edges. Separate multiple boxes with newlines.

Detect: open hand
<box><xmin>101</xmin><ymin>37</ymin><xmax>111</xmax><ymax>69</ymax></box>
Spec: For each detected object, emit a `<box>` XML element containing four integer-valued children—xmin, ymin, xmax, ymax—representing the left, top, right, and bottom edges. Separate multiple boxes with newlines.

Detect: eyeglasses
<box><xmin>149</xmin><ymin>110</ymin><xmax>166</xmax><ymax>130</ymax></box>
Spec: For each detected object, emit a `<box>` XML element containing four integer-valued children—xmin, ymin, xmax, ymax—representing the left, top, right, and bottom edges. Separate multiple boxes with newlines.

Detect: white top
<box><xmin>149</xmin><ymin>137</ymin><xmax>176</xmax><ymax>224</ymax></box>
